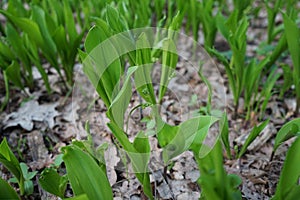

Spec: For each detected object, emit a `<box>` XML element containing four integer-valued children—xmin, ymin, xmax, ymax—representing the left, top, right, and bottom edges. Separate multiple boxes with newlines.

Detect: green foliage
<box><xmin>118</xmin><ymin>0</ymin><xmax>152</xmax><ymax>28</ymax></box>
<box><xmin>0</xmin><ymin>176</ymin><xmax>20</xmax><ymax>200</ymax></box>
<box><xmin>9</xmin><ymin>162</ymin><xmax>37</xmax><ymax>195</ymax></box>
<box><xmin>265</xmin><ymin>0</ymin><xmax>284</xmax><ymax>43</ymax></box>
<box><xmin>135</xmin><ymin>33</ymin><xmax>156</xmax><ymax>104</ymax></box>
<box><xmin>197</xmin><ymin>0</ymin><xmax>218</xmax><ymax>48</ymax></box>
<box><xmin>62</xmin><ymin>144</ymin><xmax>113</xmax><ymax>200</ymax></box>
<box><xmin>243</xmin><ymin>58</ymin><xmax>269</xmax><ymax>119</ymax></box>
<box><xmin>194</xmin><ymin>140</ymin><xmax>242</xmax><ymax>200</ymax></box>
<box><xmin>210</xmin><ymin>10</ymin><xmax>281</xmax><ymax>119</ymax></box>
<box><xmin>212</xmin><ymin>11</ymin><xmax>248</xmax><ymax>113</ymax></box>
<box><xmin>237</xmin><ymin>120</ymin><xmax>269</xmax><ymax>158</ymax></box>
<box><xmin>272</xmin><ymin>136</ymin><xmax>300</xmax><ymax>200</ymax></box>
<box><xmin>159</xmin><ymin>38</ymin><xmax>178</xmax><ymax>101</ymax></box>
<box><xmin>39</xmin><ymin>167</ymin><xmax>68</xmax><ymax>198</ymax></box>
<box><xmin>273</xmin><ymin>118</ymin><xmax>300</xmax><ymax>154</ymax></box>
<box><xmin>155</xmin><ymin>111</ymin><xmax>219</xmax><ymax>163</ymax></box>
<box><xmin>1</xmin><ymin>1</ymin><xmax>300</xmax><ymax>200</ymax></box>
<box><xmin>80</xmin><ymin>5</ymin><xmax>222</xmax><ymax>198</ymax></box>
<box><xmin>81</xmin><ymin>18</ymin><xmax>154</xmax><ymax>197</ymax></box>
<box><xmin>283</xmin><ymin>11</ymin><xmax>300</xmax><ymax>115</ymax></box>
<box><xmin>0</xmin><ymin>19</ymin><xmax>50</xmax><ymax>109</ymax></box>
<box><xmin>0</xmin><ymin>138</ymin><xmax>25</xmax><ymax>195</ymax></box>
<box><xmin>233</xmin><ymin>0</ymin><xmax>253</xmax><ymax>17</ymax></box>
<box><xmin>0</xmin><ymin>0</ymin><xmax>84</xmax><ymax>91</ymax></box>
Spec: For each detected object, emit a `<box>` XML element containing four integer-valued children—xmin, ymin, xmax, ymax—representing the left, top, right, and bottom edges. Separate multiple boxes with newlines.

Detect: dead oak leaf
<box><xmin>4</xmin><ymin>100</ymin><xmax>59</xmax><ymax>131</ymax></box>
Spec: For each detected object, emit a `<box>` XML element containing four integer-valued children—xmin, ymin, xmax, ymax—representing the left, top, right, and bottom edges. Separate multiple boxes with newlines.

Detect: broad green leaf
<box><xmin>238</xmin><ymin>120</ymin><xmax>269</xmax><ymax>158</ymax></box>
<box><xmin>273</xmin><ymin>118</ymin><xmax>300</xmax><ymax>153</ymax></box>
<box><xmin>93</xmin><ymin>17</ymin><xmax>135</xmax><ymax>61</ymax></box>
<box><xmin>5</xmin><ymin>23</ymin><xmax>33</xmax><ymax>89</ymax></box>
<box><xmin>132</xmin><ymin>131</ymin><xmax>153</xmax><ymax>199</ymax></box>
<box><xmin>72</xmin><ymin>138</ymin><xmax>107</xmax><ymax>173</ymax></box>
<box><xmin>31</xmin><ymin>5</ymin><xmax>57</xmax><ymax>66</ymax></box>
<box><xmin>132</xmin><ymin>131</ymin><xmax>150</xmax><ymax>172</ymax></box>
<box><xmin>135</xmin><ymin>32</ymin><xmax>156</xmax><ymax>104</ymax></box>
<box><xmin>272</xmin><ymin>136</ymin><xmax>300</xmax><ymax>200</ymax></box>
<box><xmin>83</xmin><ymin>25</ymin><xmax>122</xmax><ymax>106</ymax></box>
<box><xmin>53</xmin><ymin>154</ymin><xmax>64</xmax><ymax>167</ymax></box>
<box><xmin>85</xmin><ymin>19</ymin><xmax>111</xmax><ymax>53</ymax></box>
<box><xmin>159</xmin><ymin>38</ymin><xmax>178</xmax><ymax>101</ymax></box>
<box><xmin>39</xmin><ymin>167</ymin><xmax>68</xmax><ymax>198</ymax></box>
<box><xmin>0</xmin><ymin>70</ymin><xmax>9</xmax><ymax>111</ymax></box>
<box><xmin>108</xmin><ymin>66</ymin><xmax>136</xmax><ymax>128</ymax></box>
<box><xmin>156</xmin><ymin>115</ymin><xmax>179</xmax><ymax>148</ymax></box>
<box><xmin>155</xmin><ymin>110</ymin><xmax>218</xmax><ymax>163</ymax></box>
<box><xmin>7</xmin><ymin>0</ymin><xmax>28</xmax><ymax>17</ymax></box>
<box><xmin>105</xmin><ymin>5</ymin><xmax>128</xmax><ymax>33</ymax></box>
<box><xmin>62</xmin><ymin>145</ymin><xmax>113</xmax><ymax>200</ymax></box>
<box><xmin>53</xmin><ymin>26</ymin><xmax>68</xmax><ymax>55</ymax></box>
<box><xmin>216</xmin><ymin>12</ymin><xmax>230</xmax><ymax>40</ymax></box>
<box><xmin>10</xmin><ymin>163</ymin><xmax>37</xmax><ymax>195</ymax></box>
<box><xmin>63</xmin><ymin>0</ymin><xmax>78</xmax><ymax>44</ymax></box>
<box><xmin>44</xmin><ymin>6</ymin><xmax>58</xmax><ymax>35</ymax></box>
<box><xmin>0</xmin><ymin>138</ymin><xmax>25</xmax><ymax>195</ymax></box>
<box><xmin>0</xmin><ymin>176</ymin><xmax>20</xmax><ymax>200</ymax></box>
<box><xmin>79</xmin><ymin>50</ymin><xmax>110</xmax><ymax>107</ymax></box>
<box><xmin>106</xmin><ymin>122</ymin><xmax>138</xmax><ymax>157</ymax></box>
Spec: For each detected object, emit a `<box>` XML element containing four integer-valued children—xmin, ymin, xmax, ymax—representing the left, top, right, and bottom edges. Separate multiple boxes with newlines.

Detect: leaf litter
<box><xmin>0</xmin><ymin>4</ymin><xmax>299</xmax><ymax>200</ymax></box>
<box><xmin>3</xmin><ymin>100</ymin><xmax>59</xmax><ymax>131</ymax></box>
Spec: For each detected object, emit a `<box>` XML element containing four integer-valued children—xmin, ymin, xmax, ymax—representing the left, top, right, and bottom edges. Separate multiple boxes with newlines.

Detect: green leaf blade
<box><xmin>62</xmin><ymin>145</ymin><xmax>113</xmax><ymax>200</ymax></box>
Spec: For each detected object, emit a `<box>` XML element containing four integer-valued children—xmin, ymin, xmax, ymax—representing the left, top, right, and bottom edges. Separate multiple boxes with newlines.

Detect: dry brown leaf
<box><xmin>4</xmin><ymin>100</ymin><xmax>59</xmax><ymax>131</ymax></box>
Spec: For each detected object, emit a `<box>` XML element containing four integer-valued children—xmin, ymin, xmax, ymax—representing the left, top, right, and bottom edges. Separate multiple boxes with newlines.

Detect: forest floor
<box><xmin>0</xmin><ymin>7</ymin><xmax>299</xmax><ymax>200</ymax></box>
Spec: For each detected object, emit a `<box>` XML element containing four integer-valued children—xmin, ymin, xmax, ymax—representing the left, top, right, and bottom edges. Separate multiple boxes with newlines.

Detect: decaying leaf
<box><xmin>4</xmin><ymin>100</ymin><xmax>59</xmax><ymax>131</ymax></box>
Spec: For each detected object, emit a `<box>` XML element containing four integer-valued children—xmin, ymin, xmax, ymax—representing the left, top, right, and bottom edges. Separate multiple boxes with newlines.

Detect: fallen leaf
<box><xmin>4</xmin><ymin>100</ymin><xmax>59</xmax><ymax>131</ymax></box>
